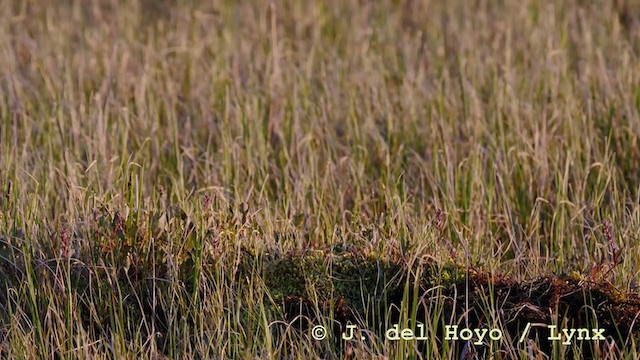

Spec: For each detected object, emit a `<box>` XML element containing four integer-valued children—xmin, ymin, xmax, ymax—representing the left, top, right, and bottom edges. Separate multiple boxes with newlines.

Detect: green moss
<box><xmin>262</xmin><ymin>251</ymin><xmax>402</xmax><ymax>312</ymax></box>
<box><xmin>423</xmin><ymin>262</ymin><xmax>467</xmax><ymax>288</ymax></box>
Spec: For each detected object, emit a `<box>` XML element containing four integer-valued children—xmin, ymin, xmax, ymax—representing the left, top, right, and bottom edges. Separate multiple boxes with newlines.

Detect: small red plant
<box><xmin>435</xmin><ymin>208</ymin><xmax>445</xmax><ymax>232</ymax></box>
<box><xmin>202</xmin><ymin>194</ymin><xmax>212</xmax><ymax>209</ymax></box>
<box><xmin>60</xmin><ymin>226</ymin><xmax>70</xmax><ymax>257</ymax></box>
<box><xmin>604</xmin><ymin>220</ymin><xmax>621</xmax><ymax>266</ymax></box>
<box><xmin>589</xmin><ymin>220</ymin><xmax>622</xmax><ymax>281</ymax></box>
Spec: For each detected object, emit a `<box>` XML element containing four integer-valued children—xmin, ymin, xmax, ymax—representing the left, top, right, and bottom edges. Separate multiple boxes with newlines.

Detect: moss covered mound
<box><xmin>259</xmin><ymin>249</ymin><xmax>640</xmax><ymax>354</ymax></box>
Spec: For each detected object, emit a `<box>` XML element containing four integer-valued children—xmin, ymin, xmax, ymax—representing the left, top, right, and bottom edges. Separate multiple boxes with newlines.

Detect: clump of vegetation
<box><xmin>259</xmin><ymin>248</ymin><xmax>640</xmax><ymax>357</ymax></box>
<box><xmin>2</xmin><ymin>0</ymin><xmax>640</xmax><ymax>358</ymax></box>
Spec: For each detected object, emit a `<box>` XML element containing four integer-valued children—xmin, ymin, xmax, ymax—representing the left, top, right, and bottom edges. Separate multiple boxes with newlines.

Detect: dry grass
<box><xmin>1</xmin><ymin>0</ymin><xmax>640</xmax><ymax>358</ymax></box>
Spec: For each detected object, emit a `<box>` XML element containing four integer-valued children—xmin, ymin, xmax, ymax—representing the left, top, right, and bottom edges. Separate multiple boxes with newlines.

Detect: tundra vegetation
<box><xmin>1</xmin><ymin>0</ymin><xmax>640</xmax><ymax>359</ymax></box>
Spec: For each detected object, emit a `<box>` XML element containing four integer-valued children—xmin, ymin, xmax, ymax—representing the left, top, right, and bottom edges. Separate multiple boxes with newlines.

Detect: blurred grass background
<box><xmin>1</xmin><ymin>0</ymin><xmax>640</xmax><ymax>358</ymax></box>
